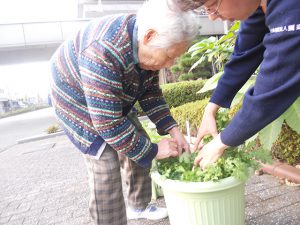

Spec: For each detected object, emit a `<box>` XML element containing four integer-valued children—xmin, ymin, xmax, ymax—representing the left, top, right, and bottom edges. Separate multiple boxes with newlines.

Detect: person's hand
<box><xmin>194</xmin><ymin>134</ymin><xmax>228</xmax><ymax>170</ymax></box>
<box><xmin>193</xmin><ymin>102</ymin><xmax>220</xmax><ymax>152</ymax></box>
<box><xmin>156</xmin><ymin>138</ymin><xmax>179</xmax><ymax>160</ymax></box>
<box><xmin>168</xmin><ymin>126</ymin><xmax>190</xmax><ymax>154</ymax></box>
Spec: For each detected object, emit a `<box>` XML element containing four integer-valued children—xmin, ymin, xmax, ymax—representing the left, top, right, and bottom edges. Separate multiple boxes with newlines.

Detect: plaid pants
<box><xmin>83</xmin><ymin>113</ymin><xmax>152</xmax><ymax>225</ymax></box>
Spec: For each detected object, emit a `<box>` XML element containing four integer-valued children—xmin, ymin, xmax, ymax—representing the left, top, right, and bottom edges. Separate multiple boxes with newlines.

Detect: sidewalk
<box><xmin>0</xmin><ymin>135</ymin><xmax>299</xmax><ymax>225</ymax></box>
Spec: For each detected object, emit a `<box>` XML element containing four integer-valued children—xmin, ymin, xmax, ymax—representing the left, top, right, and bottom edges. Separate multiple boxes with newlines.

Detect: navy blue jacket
<box><xmin>210</xmin><ymin>0</ymin><xmax>300</xmax><ymax>146</ymax></box>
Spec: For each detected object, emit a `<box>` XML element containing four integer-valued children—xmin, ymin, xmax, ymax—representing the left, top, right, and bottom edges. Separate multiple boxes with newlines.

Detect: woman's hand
<box><xmin>193</xmin><ymin>102</ymin><xmax>220</xmax><ymax>152</ymax></box>
<box><xmin>156</xmin><ymin>138</ymin><xmax>179</xmax><ymax>160</ymax></box>
<box><xmin>168</xmin><ymin>126</ymin><xmax>190</xmax><ymax>154</ymax></box>
<box><xmin>194</xmin><ymin>134</ymin><xmax>228</xmax><ymax>170</ymax></box>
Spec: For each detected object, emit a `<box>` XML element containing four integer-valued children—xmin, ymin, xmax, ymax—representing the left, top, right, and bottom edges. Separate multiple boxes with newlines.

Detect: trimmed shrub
<box><xmin>178</xmin><ymin>73</ymin><xmax>194</xmax><ymax>81</ymax></box>
<box><xmin>272</xmin><ymin>122</ymin><xmax>300</xmax><ymax>165</ymax></box>
<box><xmin>178</xmin><ymin>72</ymin><xmax>210</xmax><ymax>81</ymax></box>
<box><xmin>170</xmin><ymin>99</ymin><xmax>230</xmax><ymax>137</ymax></box>
<box><xmin>135</xmin><ymin>80</ymin><xmax>211</xmax><ymax>115</ymax></box>
<box><xmin>170</xmin><ymin>98</ymin><xmax>209</xmax><ymax>136</ymax></box>
<box><xmin>161</xmin><ymin>80</ymin><xmax>211</xmax><ymax>108</ymax></box>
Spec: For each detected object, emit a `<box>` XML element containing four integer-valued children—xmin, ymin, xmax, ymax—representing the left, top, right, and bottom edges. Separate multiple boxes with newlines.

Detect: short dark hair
<box><xmin>168</xmin><ymin>0</ymin><xmax>208</xmax><ymax>11</ymax></box>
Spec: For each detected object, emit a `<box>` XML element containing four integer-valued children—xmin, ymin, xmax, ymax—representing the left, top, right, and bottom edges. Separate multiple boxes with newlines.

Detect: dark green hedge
<box><xmin>161</xmin><ymin>80</ymin><xmax>211</xmax><ymax>108</ymax></box>
<box><xmin>135</xmin><ymin>80</ymin><xmax>211</xmax><ymax>115</ymax></box>
<box><xmin>272</xmin><ymin>122</ymin><xmax>300</xmax><ymax>165</ymax></box>
<box><xmin>170</xmin><ymin>98</ymin><xmax>230</xmax><ymax>137</ymax></box>
<box><xmin>170</xmin><ymin>98</ymin><xmax>209</xmax><ymax>136</ymax></box>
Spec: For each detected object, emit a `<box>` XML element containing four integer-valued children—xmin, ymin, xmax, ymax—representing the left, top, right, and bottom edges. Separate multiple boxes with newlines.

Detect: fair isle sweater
<box><xmin>50</xmin><ymin>14</ymin><xmax>177</xmax><ymax>168</ymax></box>
<box><xmin>211</xmin><ymin>0</ymin><xmax>300</xmax><ymax>146</ymax></box>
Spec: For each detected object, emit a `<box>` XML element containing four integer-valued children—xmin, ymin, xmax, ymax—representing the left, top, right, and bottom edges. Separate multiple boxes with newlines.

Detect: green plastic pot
<box><xmin>151</xmin><ymin>172</ymin><xmax>245</xmax><ymax>225</ymax></box>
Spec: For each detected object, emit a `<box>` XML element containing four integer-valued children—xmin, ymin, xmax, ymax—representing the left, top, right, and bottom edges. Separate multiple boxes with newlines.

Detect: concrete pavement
<box><xmin>0</xmin><ymin>135</ymin><xmax>299</xmax><ymax>225</ymax></box>
<box><xmin>0</xmin><ymin>108</ymin><xmax>57</xmax><ymax>152</ymax></box>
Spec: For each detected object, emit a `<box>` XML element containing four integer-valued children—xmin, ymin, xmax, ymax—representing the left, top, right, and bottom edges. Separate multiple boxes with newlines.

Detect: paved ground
<box><xmin>0</xmin><ymin>135</ymin><xmax>299</xmax><ymax>225</ymax></box>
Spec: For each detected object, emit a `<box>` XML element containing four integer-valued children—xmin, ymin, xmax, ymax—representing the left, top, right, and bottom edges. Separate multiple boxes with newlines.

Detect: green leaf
<box><xmin>231</xmin><ymin>76</ymin><xmax>257</xmax><ymax>107</ymax></box>
<box><xmin>223</xmin><ymin>21</ymin><xmax>241</xmax><ymax>36</ymax></box>
<box><xmin>245</xmin><ymin>133</ymin><xmax>258</xmax><ymax>147</ymax></box>
<box><xmin>259</xmin><ymin>116</ymin><xmax>284</xmax><ymax>150</ymax></box>
<box><xmin>237</xmin><ymin>76</ymin><xmax>256</xmax><ymax>94</ymax></box>
<box><xmin>218</xmin><ymin>31</ymin><xmax>233</xmax><ymax>44</ymax></box>
<box><xmin>249</xmin><ymin>147</ymin><xmax>273</xmax><ymax>164</ymax></box>
<box><xmin>283</xmin><ymin>98</ymin><xmax>300</xmax><ymax>133</ymax></box>
<box><xmin>197</xmin><ymin>71</ymin><xmax>223</xmax><ymax>93</ymax></box>
<box><xmin>179</xmin><ymin>152</ymin><xmax>191</xmax><ymax>164</ymax></box>
<box><xmin>189</xmin><ymin>56</ymin><xmax>205</xmax><ymax>72</ymax></box>
<box><xmin>231</xmin><ymin>93</ymin><xmax>244</xmax><ymax>107</ymax></box>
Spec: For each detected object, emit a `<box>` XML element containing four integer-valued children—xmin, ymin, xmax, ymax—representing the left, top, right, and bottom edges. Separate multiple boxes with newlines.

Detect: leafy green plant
<box><xmin>259</xmin><ymin>98</ymin><xmax>300</xmax><ymax>150</ymax></box>
<box><xmin>141</xmin><ymin>113</ymin><xmax>272</xmax><ymax>183</ymax></box>
<box><xmin>170</xmin><ymin>36</ymin><xmax>212</xmax><ymax>81</ymax></box>
<box><xmin>154</xmin><ymin>142</ymin><xmax>272</xmax><ymax>182</ymax></box>
<box><xmin>189</xmin><ymin>22</ymin><xmax>240</xmax><ymax>73</ymax></box>
<box><xmin>229</xmin><ymin>100</ymin><xmax>300</xmax><ymax>165</ymax></box>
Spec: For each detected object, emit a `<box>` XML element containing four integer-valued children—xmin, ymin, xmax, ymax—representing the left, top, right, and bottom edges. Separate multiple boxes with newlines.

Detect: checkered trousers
<box><xmin>83</xmin><ymin>113</ymin><xmax>152</xmax><ymax>225</ymax></box>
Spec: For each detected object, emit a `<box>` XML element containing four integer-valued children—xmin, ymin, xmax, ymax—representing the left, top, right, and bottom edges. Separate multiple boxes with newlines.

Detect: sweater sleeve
<box><xmin>138</xmin><ymin>72</ymin><xmax>178</xmax><ymax>135</ymax></box>
<box><xmin>221</xmin><ymin>2</ymin><xmax>300</xmax><ymax>146</ymax></box>
<box><xmin>79</xmin><ymin>40</ymin><xmax>157</xmax><ymax>168</ymax></box>
<box><xmin>210</xmin><ymin>7</ymin><xmax>268</xmax><ymax>108</ymax></box>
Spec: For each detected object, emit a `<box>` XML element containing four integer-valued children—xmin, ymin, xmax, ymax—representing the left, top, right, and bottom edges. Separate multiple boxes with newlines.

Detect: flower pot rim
<box><xmin>151</xmin><ymin>171</ymin><xmax>244</xmax><ymax>193</ymax></box>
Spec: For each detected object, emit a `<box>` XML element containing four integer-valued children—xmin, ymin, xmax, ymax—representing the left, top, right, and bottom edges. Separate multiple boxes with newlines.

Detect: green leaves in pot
<box><xmin>153</xmin><ymin>143</ymin><xmax>272</xmax><ymax>182</ymax></box>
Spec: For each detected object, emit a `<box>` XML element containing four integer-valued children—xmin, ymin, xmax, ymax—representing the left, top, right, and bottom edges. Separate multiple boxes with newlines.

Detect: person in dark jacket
<box><xmin>169</xmin><ymin>0</ymin><xmax>300</xmax><ymax>169</ymax></box>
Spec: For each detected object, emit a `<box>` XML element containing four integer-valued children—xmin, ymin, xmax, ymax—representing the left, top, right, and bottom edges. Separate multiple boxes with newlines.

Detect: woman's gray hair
<box><xmin>136</xmin><ymin>0</ymin><xmax>200</xmax><ymax>48</ymax></box>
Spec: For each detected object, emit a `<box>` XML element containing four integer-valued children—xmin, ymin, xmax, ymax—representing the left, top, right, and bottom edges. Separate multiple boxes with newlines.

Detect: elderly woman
<box><xmin>169</xmin><ymin>0</ymin><xmax>300</xmax><ymax>169</ymax></box>
<box><xmin>50</xmin><ymin>0</ymin><xmax>199</xmax><ymax>224</ymax></box>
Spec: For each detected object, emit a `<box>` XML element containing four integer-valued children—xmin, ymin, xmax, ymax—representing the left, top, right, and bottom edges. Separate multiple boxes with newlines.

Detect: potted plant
<box><xmin>151</xmin><ymin>144</ymin><xmax>272</xmax><ymax>225</ymax></box>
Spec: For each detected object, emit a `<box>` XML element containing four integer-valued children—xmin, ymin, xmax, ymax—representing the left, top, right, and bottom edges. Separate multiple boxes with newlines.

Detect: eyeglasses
<box><xmin>205</xmin><ymin>0</ymin><xmax>222</xmax><ymax>16</ymax></box>
<box><xmin>167</xmin><ymin>0</ymin><xmax>222</xmax><ymax>16</ymax></box>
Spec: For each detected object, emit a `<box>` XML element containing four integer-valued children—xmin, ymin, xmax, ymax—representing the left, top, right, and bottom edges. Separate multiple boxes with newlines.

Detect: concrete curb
<box><xmin>262</xmin><ymin>161</ymin><xmax>300</xmax><ymax>184</ymax></box>
<box><xmin>16</xmin><ymin>116</ymin><xmax>149</xmax><ymax>145</ymax></box>
<box><xmin>17</xmin><ymin>131</ymin><xmax>65</xmax><ymax>144</ymax></box>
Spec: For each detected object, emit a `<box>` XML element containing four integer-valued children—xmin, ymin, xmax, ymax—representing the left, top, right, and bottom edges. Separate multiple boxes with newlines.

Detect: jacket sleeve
<box><xmin>220</xmin><ymin>3</ymin><xmax>300</xmax><ymax>146</ymax></box>
<box><xmin>210</xmin><ymin>7</ymin><xmax>268</xmax><ymax>108</ymax></box>
<box><xmin>138</xmin><ymin>72</ymin><xmax>178</xmax><ymax>135</ymax></box>
<box><xmin>79</xmin><ymin>40</ymin><xmax>157</xmax><ymax>168</ymax></box>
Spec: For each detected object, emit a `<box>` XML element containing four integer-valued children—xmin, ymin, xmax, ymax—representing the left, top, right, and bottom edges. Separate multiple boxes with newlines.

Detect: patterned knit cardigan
<box><xmin>50</xmin><ymin>14</ymin><xmax>177</xmax><ymax>168</ymax></box>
